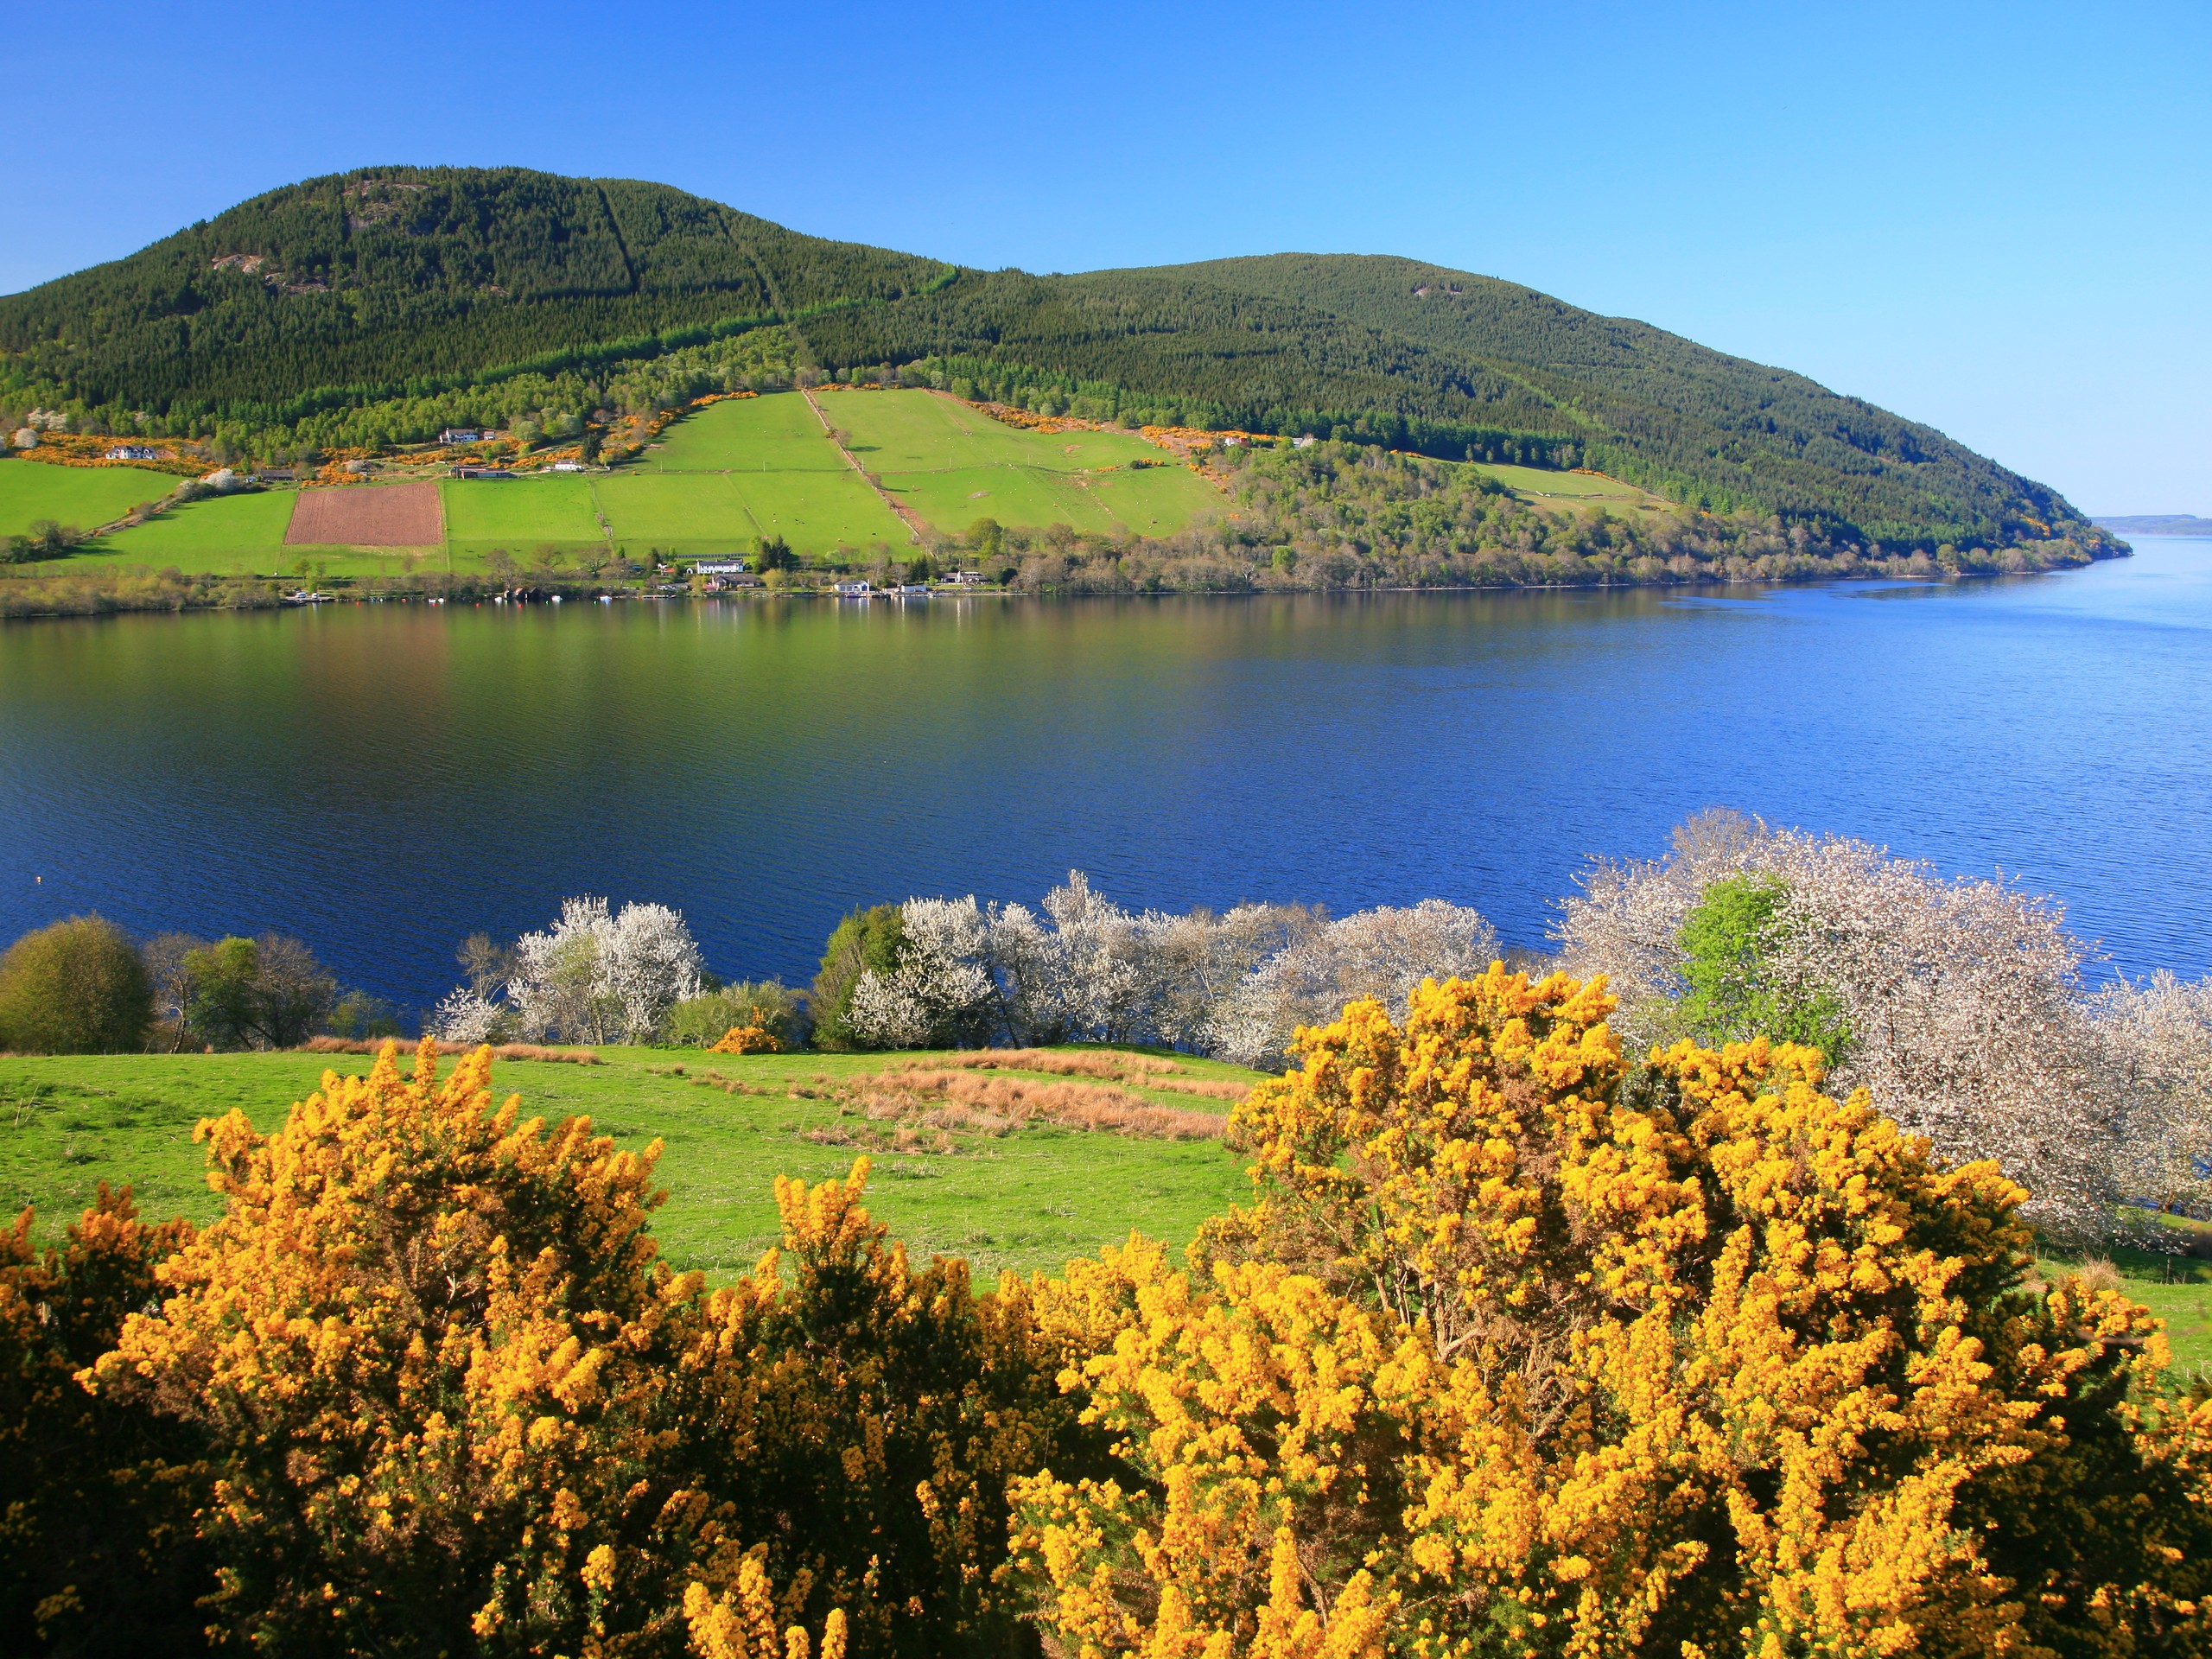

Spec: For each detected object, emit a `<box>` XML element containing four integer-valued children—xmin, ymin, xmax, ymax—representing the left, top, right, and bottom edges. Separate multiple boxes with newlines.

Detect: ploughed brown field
<box><xmin>286</xmin><ymin>482</ymin><xmax>444</xmax><ymax>546</ymax></box>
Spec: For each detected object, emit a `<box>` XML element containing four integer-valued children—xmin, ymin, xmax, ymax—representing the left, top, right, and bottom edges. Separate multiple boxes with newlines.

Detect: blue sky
<box><xmin>4</xmin><ymin>1</ymin><xmax>2203</xmax><ymax>513</ymax></box>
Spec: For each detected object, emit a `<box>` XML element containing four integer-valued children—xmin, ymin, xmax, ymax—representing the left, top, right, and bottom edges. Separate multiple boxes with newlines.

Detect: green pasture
<box><xmin>817</xmin><ymin>389</ymin><xmax>1160</xmax><ymax>473</ymax></box>
<box><xmin>595</xmin><ymin>469</ymin><xmax>906</xmax><ymax>554</ymax></box>
<box><xmin>0</xmin><ymin>459</ymin><xmax>175</xmax><ymax>538</ymax></box>
<box><xmin>0</xmin><ymin>1045</ymin><xmax>1255</xmax><ymax>1280</ymax></box>
<box><xmin>637</xmin><ymin>393</ymin><xmax>847</xmax><ymax>474</ymax></box>
<box><xmin>815</xmin><ymin>389</ymin><xmax>1222</xmax><ymax>537</ymax></box>
<box><xmin>76</xmin><ymin>489</ymin><xmax>302</xmax><ymax>573</ymax></box>
<box><xmin>442</xmin><ymin>475</ymin><xmax>607</xmax><ymax>560</ymax></box>
<box><xmin>1471</xmin><ymin>462</ymin><xmax>1670</xmax><ymax>516</ymax></box>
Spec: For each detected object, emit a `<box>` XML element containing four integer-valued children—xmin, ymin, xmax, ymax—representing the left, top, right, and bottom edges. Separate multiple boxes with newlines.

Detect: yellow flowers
<box><xmin>1013</xmin><ymin>966</ymin><xmax>2212</xmax><ymax>1659</ymax></box>
<box><xmin>11</xmin><ymin>986</ymin><xmax>2212</xmax><ymax>1657</ymax></box>
<box><xmin>711</xmin><ymin>1020</ymin><xmax>787</xmax><ymax>1055</ymax></box>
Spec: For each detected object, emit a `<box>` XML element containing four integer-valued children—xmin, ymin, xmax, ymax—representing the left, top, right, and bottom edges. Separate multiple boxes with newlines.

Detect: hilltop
<box><xmin>0</xmin><ymin>165</ymin><xmax>2107</xmax><ymax>555</ymax></box>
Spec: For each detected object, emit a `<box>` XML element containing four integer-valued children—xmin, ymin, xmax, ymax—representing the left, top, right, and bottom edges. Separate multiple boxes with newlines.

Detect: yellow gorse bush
<box><xmin>39</xmin><ymin>1039</ymin><xmax>1072</xmax><ymax>1657</ymax></box>
<box><xmin>10</xmin><ymin>980</ymin><xmax>2211</xmax><ymax>1659</ymax></box>
<box><xmin>1009</xmin><ymin>966</ymin><xmax>2212</xmax><ymax>1659</ymax></box>
<box><xmin>86</xmin><ymin>1038</ymin><xmax>732</xmax><ymax>1655</ymax></box>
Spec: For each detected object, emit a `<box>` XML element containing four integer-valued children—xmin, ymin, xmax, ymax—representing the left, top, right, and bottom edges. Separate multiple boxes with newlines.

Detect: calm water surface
<box><xmin>3</xmin><ymin>539</ymin><xmax>2209</xmax><ymax>1012</ymax></box>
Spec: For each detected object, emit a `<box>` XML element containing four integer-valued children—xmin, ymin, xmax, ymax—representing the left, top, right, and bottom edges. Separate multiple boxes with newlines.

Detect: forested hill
<box><xmin>1142</xmin><ymin>254</ymin><xmax>2083</xmax><ymax>550</ymax></box>
<box><xmin>0</xmin><ymin>165</ymin><xmax>2097</xmax><ymax>551</ymax></box>
<box><xmin>0</xmin><ymin>168</ymin><xmax>945</xmax><ymax>419</ymax></box>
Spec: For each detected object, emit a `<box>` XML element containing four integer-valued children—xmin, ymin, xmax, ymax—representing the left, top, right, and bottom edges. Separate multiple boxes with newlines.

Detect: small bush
<box><xmin>709</xmin><ymin>1023</ymin><xmax>784</xmax><ymax>1054</ymax></box>
<box><xmin>0</xmin><ymin>916</ymin><xmax>152</xmax><ymax>1053</ymax></box>
<box><xmin>667</xmin><ymin>982</ymin><xmax>808</xmax><ymax>1049</ymax></box>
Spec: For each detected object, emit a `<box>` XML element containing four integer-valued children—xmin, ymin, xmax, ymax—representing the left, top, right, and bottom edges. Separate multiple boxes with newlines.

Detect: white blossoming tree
<box><xmin>433</xmin><ymin>897</ymin><xmax>702</xmax><ymax>1046</ymax></box>
<box><xmin>1554</xmin><ymin>809</ymin><xmax>2127</xmax><ymax>1243</ymax></box>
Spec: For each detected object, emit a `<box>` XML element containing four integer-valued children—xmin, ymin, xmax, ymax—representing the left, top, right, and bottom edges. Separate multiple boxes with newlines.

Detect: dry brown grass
<box><xmin>926</xmin><ymin>1048</ymin><xmax>1185</xmax><ymax>1083</ymax></box>
<box><xmin>861</xmin><ymin>1067</ymin><xmax>1221</xmax><ymax>1141</ymax></box>
<box><xmin>1149</xmin><ymin>1077</ymin><xmax>1251</xmax><ymax>1102</ymax></box>
<box><xmin>302</xmin><ymin>1036</ymin><xmax>601</xmax><ymax>1065</ymax></box>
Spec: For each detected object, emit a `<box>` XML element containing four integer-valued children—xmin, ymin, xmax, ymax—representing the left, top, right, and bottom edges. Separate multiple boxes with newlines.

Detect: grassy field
<box><xmin>0</xmin><ymin>1045</ymin><xmax>1255</xmax><ymax>1281</ymax></box>
<box><xmin>634</xmin><ymin>394</ymin><xmax>847</xmax><ymax>474</ymax></box>
<box><xmin>594</xmin><ymin>469</ymin><xmax>907</xmax><ymax>556</ymax></box>
<box><xmin>442</xmin><ymin>474</ymin><xmax>607</xmax><ymax>562</ymax></box>
<box><xmin>1471</xmin><ymin>462</ymin><xmax>1673</xmax><ymax>518</ymax></box>
<box><xmin>0</xmin><ymin>458</ymin><xmax>178</xmax><ymax>538</ymax></box>
<box><xmin>817</xmin><ymin>389</ymin><xmax>1223</xmax><ymax>538</ymax></box>
<box><xmin>75</xmin><ymin>489</ymin><xmax>302</xmax><ymax>573</ymax></box>
<box><xmin>605</xmin><ymin>397</ymin><xmax>911</xmax><ymax>552</ymax></box>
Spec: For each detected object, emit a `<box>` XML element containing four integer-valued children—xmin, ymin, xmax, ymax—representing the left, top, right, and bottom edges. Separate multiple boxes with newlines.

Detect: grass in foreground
<box><xmin>0</xmin><ymin>458</ymin><xmax>175</xmax><ymax>538</ymax></box>
<box><xmin>0</xmin><ymin>1044</ymin><xmax>1258</xmax><ymax>1280</ymax></box>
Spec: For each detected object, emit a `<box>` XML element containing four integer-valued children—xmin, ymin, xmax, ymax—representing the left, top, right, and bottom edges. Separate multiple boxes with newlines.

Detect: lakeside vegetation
<box><xmin>4</xmin><ymin>818</ymin><xmax>2211</xmax><ymax>1654</ymax></box>
<box><xmin>1</xmin><ymin>166</ymin><xmax>2120</xmax><ymax>560</ymax></box>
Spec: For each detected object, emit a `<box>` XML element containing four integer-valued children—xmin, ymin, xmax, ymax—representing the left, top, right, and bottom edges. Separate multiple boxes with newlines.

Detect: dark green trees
<box><xmin>0</xmin><ymin>918</ymin><xmax>151</xmax><ymax>1054</ymax></box>
<box><xmin>810</xmin><ymin>905</ymin><xmax>908</xmax><ymax>1051</ymax></box>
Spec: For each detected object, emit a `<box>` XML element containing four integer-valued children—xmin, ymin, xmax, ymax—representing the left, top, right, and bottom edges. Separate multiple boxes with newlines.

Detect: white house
<box><xmin>833</xmin><ymin>579</ymin><xmax>873</xmax><ymax>597</ymax></box>
<box><xmin>695</xmin><ymin>558</ymin><xmax>749</xmax><ymax>575</ymax></box>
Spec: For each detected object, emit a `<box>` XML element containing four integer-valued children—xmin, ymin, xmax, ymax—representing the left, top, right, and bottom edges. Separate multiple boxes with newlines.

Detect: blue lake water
<box><xmin>3</xmin><ymin>538</ymin><xmax>2208</xmax><ymax>1014</ymax></box>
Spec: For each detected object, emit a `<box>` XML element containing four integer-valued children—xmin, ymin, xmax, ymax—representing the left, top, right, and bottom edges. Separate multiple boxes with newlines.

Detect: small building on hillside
<box><xmin>106</xmin><ymin>444</ymin><xmax>162</xmax><ymax>461</ymax></box>
<box><xmin>945</xmin><ymin>569</ymin><xmax>985</xmax><ymax>585</ymax></box>
<box><xmin>833</xmin><ymin>579</ymin><xmax>873</xmax><ymax>597</ymax></box>
<box><xmin>549</xmin><ymin>461</ymin><xmax>584</xmax><ymax>473</ymax></box>
<box><xmin>695</xmin><ymin>558</ymin><xmax>749</xmax><ymax>575</ymax></box>
<box><xmin>440</xmin><ymin>428</ymin><xmax>486</xmax><ymax>445</ymax></box>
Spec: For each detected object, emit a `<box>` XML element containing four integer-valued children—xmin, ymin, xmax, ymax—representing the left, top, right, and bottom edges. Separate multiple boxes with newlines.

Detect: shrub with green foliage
<box><xmin>666</xmin><ymin>981</ymin><xmax>810</xmax><ymax>1050</ymax></box>
<box><xmin>1675</xmin><ymin>873</ymin><xmax>1852</xmax><ymax>1066</ymax></box>
<box><xmin>179</xmin><ymin>935</ymin><xmax>337</xmax><ymax>1051</ymax></box>
<box><xmin>0</xmin><ymin>917</ymin><xmax>152</xmax><ymax>1054</ymax></box>
<box><xmin>810</xmin><ymin>905</ymin><xmax>907</xmax><ymax>1051</ymax></box>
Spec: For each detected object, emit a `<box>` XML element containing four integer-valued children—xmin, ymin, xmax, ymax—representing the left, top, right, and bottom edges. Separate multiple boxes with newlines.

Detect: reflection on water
<box><xmin>3</xmin><ymin>540</ymin><xmax>2209</xmax><ymax>1012</ymax></box>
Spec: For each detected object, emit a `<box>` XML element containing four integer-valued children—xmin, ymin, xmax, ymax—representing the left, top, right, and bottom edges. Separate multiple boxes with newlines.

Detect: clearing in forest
<box><xmin>286</xmin><ymin>481</ymin><xmax>444</xmax><ymax>547</ymax></box>
<box><xmin>0</xmin><ymin>459</ymin><xmax>175</xmax><ymax>538</ymax></box>
<box><xmin>1471</xmin><ymin>462</ymin><xmax>1672</xmax><ymax>518</ymax></box>
<box><xmin>816</xmin><ymin>389</ymin><xmax>1221</xmax><ymax>538</ymax></box>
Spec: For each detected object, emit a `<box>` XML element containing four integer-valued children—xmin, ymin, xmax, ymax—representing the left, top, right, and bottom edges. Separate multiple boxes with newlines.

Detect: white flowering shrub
<box><xmin>430</xmin><ymin>987</ymin><xmax>510</xmax><ymax>1046</ymax></box>
<box><xmin>2094</xmin><ymin>970</ymin><xmax>2212</xmax><ymax>1223</ymax></box>
<box><xmin>432</xmin><ymin>897</ymin><xmax>703</xmax><ymax>1046</ymax></box>
<box><xmin>847</xmin><ymin>897</ymin><xmax>996</xmax><ymax>1049</ymax></box>
<box><xmin>1554</xmin><ymin>809</ymin><xmax>2129</xmax><ymax>1243</ymax></box>
<box><xmin>1205</xmin><ymin>899</ymin><xmax>1501</xmax><ymax>1068</ymax></box>
<box><xmin>842</xmin><ymin>874</ymin><xmax>1495</xmax><ymax>1065</ymax></box>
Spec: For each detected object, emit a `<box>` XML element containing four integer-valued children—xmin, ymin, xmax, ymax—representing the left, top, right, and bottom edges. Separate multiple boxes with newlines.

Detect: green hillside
<box><xmin>0</xmin><ymin>168</ymin><xmax>943</xmax><ymax>423</ymax></box>
<box><xmin>0</xmin><ymin>165</ymin><xmax>2107</xmax><ymax>552</ymax></box>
